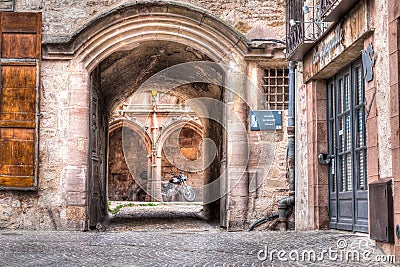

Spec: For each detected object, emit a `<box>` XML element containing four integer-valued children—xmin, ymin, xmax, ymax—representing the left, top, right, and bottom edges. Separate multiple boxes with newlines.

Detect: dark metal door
<box><xmin>328</xmin><ymin>59</ymin><xmax>368</xmax><ymax>233</ymax></box>
<box><xmin>88</xmin><ymin>70</ymin><xmax>108</xmax><ymax>229</ymax></box>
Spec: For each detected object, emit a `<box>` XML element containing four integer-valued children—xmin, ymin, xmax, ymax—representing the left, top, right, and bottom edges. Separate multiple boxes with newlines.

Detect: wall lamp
<box><xmin>289</xmin><ymin>19</ymin><xmax>325</xmax><ymax>27</ymax></box>
<box><xmin>289</xmin><ymin>19</ymin><xmax>324</xmax><ymax>27</ymax></box>
<box><xmin>289</xmin><ymin>19</ymin><xmax>299</xmax><ymax>27</ymax></box>
<box><xmin>302</xmin><ymin>5</ymin><xmax>318</xmax><ymax>14</ymax></box>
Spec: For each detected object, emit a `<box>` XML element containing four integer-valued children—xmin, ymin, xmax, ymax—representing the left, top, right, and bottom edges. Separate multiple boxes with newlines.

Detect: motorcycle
<box><xmin>161</xmin><ymin>172</ymin><xmax>196</xmax><ymax>202</ymax></box>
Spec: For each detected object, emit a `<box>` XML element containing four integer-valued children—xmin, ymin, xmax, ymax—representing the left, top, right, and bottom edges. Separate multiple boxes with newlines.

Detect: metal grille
<box><xmin>320</xmin><ymin>0</ymin><xmax>361</xmax><ymax>21</ymax></box>
<box><xmin>263</xmin><ymin>68</ymin><xmax>289</xmax><ymax>110</ymax></box>
<box><xmin>286</xmin><ymin>0</ymin><xmax>304</xmax><ymax>57</ymax></box>
<box><xmin>286</xmin><ymin>0</ymin><xmax>328</xmax><ymax>59</ymax></box>
<box><xmin>320</xmin><ymin>0</ymin><xmax>339</xmax><ymax>17</ymax></box>
<box><xmin>354</xmin><ymin>65</ymin><xmax>367</xmax><ymax>190</ymax></box>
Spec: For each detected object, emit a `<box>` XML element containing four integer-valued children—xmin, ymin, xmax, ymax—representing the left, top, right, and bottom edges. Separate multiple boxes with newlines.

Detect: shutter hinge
<box><xmin>36</xmin><ymin>113</ymin><xmax>44</xmax><ymax>118</ymax></box>
<box><xmin>0</xmin><ymin>58</ymin><xmax>37</xmax><ymax>63</ymax></box>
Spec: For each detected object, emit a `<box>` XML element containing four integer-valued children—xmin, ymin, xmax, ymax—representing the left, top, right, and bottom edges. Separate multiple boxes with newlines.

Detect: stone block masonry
<box><xmin>0</xmin><ymin>0</ymin><xmax>288</xmax><ymax>230</ymax></box>
<box><xmin>15</xmin><ymin>0</ymin><xmax>286</xmax><ymax>43</ymax></box>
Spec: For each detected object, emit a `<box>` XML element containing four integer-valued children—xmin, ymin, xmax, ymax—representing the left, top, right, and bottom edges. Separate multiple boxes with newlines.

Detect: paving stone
<box><xmin>0</xmin><ymin>229</ymin><xmax>396</xmax><ymax>266</ymax></box>
<box><xmin>0</xmin><ymin>205</ymin><xmax>398</xmax><ymax>267</ymax></box>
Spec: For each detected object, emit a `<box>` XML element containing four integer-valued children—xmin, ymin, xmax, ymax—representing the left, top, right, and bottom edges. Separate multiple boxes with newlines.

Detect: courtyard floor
<box><xmin>0</xmin><ymin>203</ymin><xmax>398</xmax><ymax>266</ymax></box>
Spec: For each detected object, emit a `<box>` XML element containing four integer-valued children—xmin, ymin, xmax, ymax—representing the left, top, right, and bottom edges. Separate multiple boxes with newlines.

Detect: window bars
<box><xmin>263</xmin><ymin>68</ymin><xmax>289</xmax><ymax>110</ymax></box>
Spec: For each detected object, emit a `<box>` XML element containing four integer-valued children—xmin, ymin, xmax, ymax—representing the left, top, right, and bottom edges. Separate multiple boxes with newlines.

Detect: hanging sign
<box><xmin>361</xmin><ymin>43</ymin><xmax>375</xmax><ymax>82</ymax></box>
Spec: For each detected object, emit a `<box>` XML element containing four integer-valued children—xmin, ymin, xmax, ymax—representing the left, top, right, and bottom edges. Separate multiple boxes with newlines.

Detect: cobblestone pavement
<box><xmin>109</xmin><ymin>202</ymin><xmax>214</xmax><ymax>231</ymax></box>
<box><xmin>0</xmin><ymin>204</ymin><xmax>398</xmax><ymax>267</ymax></box>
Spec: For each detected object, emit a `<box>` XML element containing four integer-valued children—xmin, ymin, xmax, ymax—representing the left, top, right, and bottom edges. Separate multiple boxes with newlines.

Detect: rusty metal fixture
<box><xmin>278</xmin><ymin>197</ymin><xmax>292</xmax><ymax>231</ymax></box>
<box><xmin>320</xmin><ymin>0</ymin><xmax>338</xmax><ymax>17</ymax></box>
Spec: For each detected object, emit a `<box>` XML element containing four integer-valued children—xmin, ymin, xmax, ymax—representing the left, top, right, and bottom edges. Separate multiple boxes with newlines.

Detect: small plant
<box><xmin>107</xmin><ymin>201</ymin><xmax>112</xmax><ymax>213</ymax></box>
<box><xmin>109</xmin><ymin>204</ymin><xmax>123</xmax><ymax>215</ymax></box>
<box><xmin>139</xmin><ymin>202</ymin><xmax>157</xmax><ymax>207</ymax></box>
<box><xmin>108</xmin><ymin>202</ymin><xmax>158</xmax><ymax>214</ymax></box>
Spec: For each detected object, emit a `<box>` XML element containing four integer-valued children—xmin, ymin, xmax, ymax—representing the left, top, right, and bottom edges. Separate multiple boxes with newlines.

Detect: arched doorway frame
<box><xmin>155</xmin><ymin>119</ymin><xmax>204</xmax><ymax>197</ymax></box>
<box><xmin>43</xmin><ymin>1</ymin><xmax>250</xmax><ymax>229</ymax></box>
<box><xmin>108</xmin><ymin>118</ymin><xmax>152</xmax><ymax>201</ymax></box>
<box><xmin>109</xmin><ymin>117</ymin><xmax>204</xmax><ymax>203</ymax></box>
<box><xmin>157</xmin><ymin>119</ymin><xmax>204</xmax><ymax>156</ymax></box>
<box><xmin>109</xmin><ymin>118</ymin><xmax>153</xmax><ymax>151</ymax></box>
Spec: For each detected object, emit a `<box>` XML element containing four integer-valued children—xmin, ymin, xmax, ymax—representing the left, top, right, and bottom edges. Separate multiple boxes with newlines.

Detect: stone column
<box><xmin>294</xmin><ymin>66</ymin><xmax>310</xmax><ymax>230</ymax></box>
<box><xmin>244</xmin><ymin>62</ymin><xmax>264</xmax><ymax>222</ymax></box>
<box><xmin>224</xmin><ymin>63</ymin><xmax>250</xmax><ymax>230</ymax></box>
<box><xmin>61</xmin><ymin>63</ymin><xmax>90</xmax><ymax>230</ymax></box>
<box><xmin>148</xmin><ymin>99</ymin><xmax>162</xmax><ymax>202</ymax></box>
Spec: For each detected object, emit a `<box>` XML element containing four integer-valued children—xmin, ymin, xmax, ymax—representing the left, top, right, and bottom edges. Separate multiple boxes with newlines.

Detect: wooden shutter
<box><xmin>0</xmin><ymin>12</ymin><xmax>41</xmax><ymax>189</ymax></box>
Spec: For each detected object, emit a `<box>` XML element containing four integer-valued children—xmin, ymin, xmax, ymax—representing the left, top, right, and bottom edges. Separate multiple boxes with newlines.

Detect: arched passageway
<box><xmin>42</xmin><ymin>1</ymin><xmax>278</xmax><ymax>230</ymax></box>
<box><xmin>107</xmin><ymin>93</ymin><xmax>207</xmax><ymax>204</ymax></box>
<box><xmin>75</xmin><ymin>2</ymin><xmax>247</xmax><ymax>229</ymax></box>
<box><xmin>104</xmin><ymin>70</ymin><xmax>224</xmax><ymax>224</ymax></box>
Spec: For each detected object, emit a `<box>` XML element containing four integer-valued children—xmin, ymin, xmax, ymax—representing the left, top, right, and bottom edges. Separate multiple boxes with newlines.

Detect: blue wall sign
<box><xmin>0</xmin><ymin>0</ymin><xmax>14</xmax><ymax>11</ymax></box>
<box><xmin>250</xmin><ymin>110</ymin><xmax>282</xmax><ymax>131</ymax></box>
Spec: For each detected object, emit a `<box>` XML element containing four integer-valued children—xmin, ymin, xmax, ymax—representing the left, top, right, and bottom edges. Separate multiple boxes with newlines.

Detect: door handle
<box><xmin>318</xmin><ymin>153</ymin><xmax>331</xmax><ymax>165</ymax></box>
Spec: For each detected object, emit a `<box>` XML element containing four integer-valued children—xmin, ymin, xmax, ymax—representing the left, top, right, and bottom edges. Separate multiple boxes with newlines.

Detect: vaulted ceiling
<box><xmin>97</xmin><ymin>40</ymin><xmax>223</xmax><ymax>113</ymax></box>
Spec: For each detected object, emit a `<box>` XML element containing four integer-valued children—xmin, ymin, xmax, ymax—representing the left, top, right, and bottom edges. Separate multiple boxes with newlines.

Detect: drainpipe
<box><xmin>277</xmin><ymin>61</ymin><xmax>296</xmax><ymax>231</ymax></box>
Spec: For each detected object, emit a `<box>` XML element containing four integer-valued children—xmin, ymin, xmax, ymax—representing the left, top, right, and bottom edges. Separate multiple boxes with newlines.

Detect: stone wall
<box><xmin>294</xmin><ymin>0</ymin><xmax>397</xmax><ymax>234</ymax></box>
<box><xmin>15</xmin><ymin>0</ymin><xmax>286</xmax><ymax>43</ymax></box>
<box><xmin>369</xmin><ymin>0</ymin><xmax>392</xmax><ymax>178</ymax></box>
<box><xmin>388</xmin><ymin>0</ymin><xmax>400</xmax><ymax>259</ymax></box>
<box><xmin>0</xmin><ymin>0</ymin><xmax>288</xmax><ymax>230</ymax></box>
<box><xmin>245</xmin><ymin>112</ymin><xmax>290</xmax><ymax>228</ymax></box>
<box><xmin>108</xmin><ymin>127</ymin><xmax>148</xmax><ymax>201</ymax></box>
<box><xmin>0</xmin><ymin>60</ymin><xmax>73</xmax><ymax>230</ymax></box>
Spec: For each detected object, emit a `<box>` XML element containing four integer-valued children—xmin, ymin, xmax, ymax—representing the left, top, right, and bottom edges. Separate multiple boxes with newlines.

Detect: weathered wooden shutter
<box><xmin>0</xmin><ymin>12</ymin><xmax>41</xmax><ymax>189</ymax></box>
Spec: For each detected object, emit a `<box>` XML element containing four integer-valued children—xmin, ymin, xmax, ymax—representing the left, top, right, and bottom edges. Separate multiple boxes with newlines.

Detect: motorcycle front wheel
<box><xmin>182</xmin><ymin>186</ymin><xmax>196</xmax><ymax>202</ymax></box>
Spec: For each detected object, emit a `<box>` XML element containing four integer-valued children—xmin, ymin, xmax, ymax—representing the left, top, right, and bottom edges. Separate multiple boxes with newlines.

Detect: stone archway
<box><xmin>108</xmin><ymin>111</ymin><xmax>206</xmax><ymax>204</ymax></box>
<box><xmin>157</xmin><ymin>119</ymin><xmax>205</xmax><ymax>202</ymax></box>
<box><xmin>43</xmin><ymin>1</ymin><xmax>250</xmax><ymax>230</ymax></box>
<box><xmin>108</xmin><ymin>119</ymin><xmax>152</xmax><ymax>202</ymax></box>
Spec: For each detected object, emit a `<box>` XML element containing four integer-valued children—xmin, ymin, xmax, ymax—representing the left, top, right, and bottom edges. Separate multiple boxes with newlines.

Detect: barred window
<box><xmin>263</xmin><ymin>68</ymin><xmax>289</xmax><ymax>110</ymax></box>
